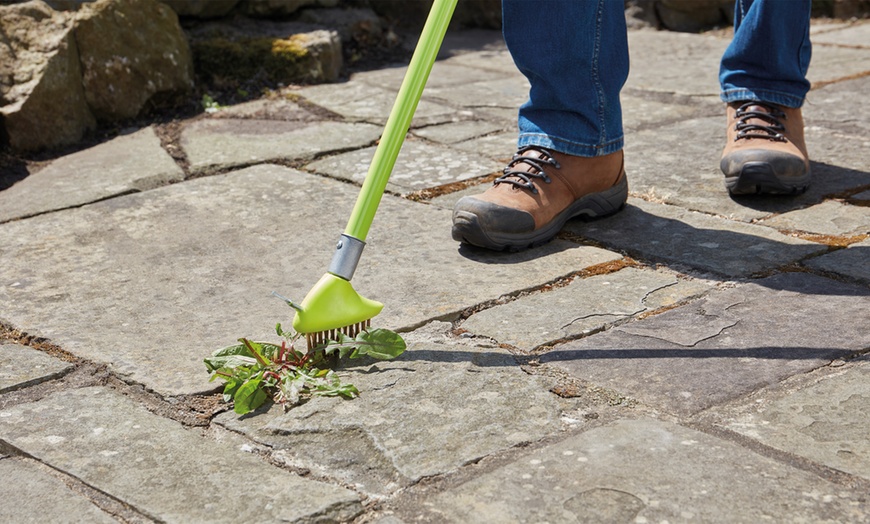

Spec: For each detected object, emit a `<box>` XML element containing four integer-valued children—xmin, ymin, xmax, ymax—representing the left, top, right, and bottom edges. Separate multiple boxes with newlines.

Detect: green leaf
<box><xmin>233</xmin><ymin>377</ymin><xmax>269</xmax><ymax>415</ymax></box>
<box><xmin>204</xmin><ymin>343</ymin><xmax>257</xmax><ymax>372</ymax></box>
<box><xmin>352</xmin><ymin>329</ymin><xmax>406</xmax><ymax>360</ymax></box>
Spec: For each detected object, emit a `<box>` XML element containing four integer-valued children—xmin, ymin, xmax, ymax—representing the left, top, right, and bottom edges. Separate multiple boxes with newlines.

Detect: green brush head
<box><xmin>291</xmin><ymin>273</ymin><xmax>384</xmax><ymax>335</ymax></box>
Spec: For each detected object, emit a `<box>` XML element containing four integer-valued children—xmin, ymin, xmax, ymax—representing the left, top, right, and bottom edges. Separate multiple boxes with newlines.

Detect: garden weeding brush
<box><xmin>289</xmin><ymin>0</ymin><xmax>458</xmax><ymax>349</ymax></box>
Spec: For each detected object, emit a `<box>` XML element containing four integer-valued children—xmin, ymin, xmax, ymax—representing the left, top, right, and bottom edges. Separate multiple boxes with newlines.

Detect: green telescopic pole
<box><xmin>343</xmin><ymin>0</ymin><xmax>458</xmax><ymax>241</ymax></box>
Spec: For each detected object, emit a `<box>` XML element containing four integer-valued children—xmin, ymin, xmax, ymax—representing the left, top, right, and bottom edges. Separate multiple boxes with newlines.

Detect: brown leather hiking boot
<box><xmin>452</xmin><ymin>146</ymin><xmax>627</xmax><ymax>251</ymax></box>
<box><xmin>721</xmin><ymin>101</ymin><xmax>810</xmax><ymax>195</ymax></box>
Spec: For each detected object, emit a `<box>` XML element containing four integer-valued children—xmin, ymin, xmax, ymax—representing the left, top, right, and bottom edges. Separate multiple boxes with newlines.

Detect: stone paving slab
<box><xmin>425</xmin><ymin>77</ymin><xmax>530</xmax><ymax>110</ymax></box>
<box><xmin>180</xmin><ymin>119</ymin><xmax>382</xmax><ymax>174</ymax></box>
<box><xmin>564</xmin><ymin>198</ymin><xmax>826</xmax><ymax>277</ymax></box>
<box><xmin>450</xmin><ymin>130</ymin><xmax>518</xmax><ymax>161</ymax></box>
<box><xmin>540</xmin><ymin>272</ymin><xmax>870</xmax><ymax>415</ymax></box>
<box><xmin>714</xmin><ymin>360</ymin><xmax>870</xmax><ymax>481</ymax></box>
<box><xmin>810</xmin><ymin>20</ymin><xmax>870</xmax><ymax>46</ymax></box>
<box><xmin>805</xmin><ymin>76</ymin><xmax>870</xmax><ymax>138</ymax></box>
<box><xmin>411</xmin><ymin>120</ymin><xmax>507</xmax><ymax>145</ymax></box>
<box><xmin>352</xmin><ymin>60</ymin><xmax>513</xmax><ymax>91</ymax></box>
<box><xmin>0</xmin><ymin>458</ymin><xmax>118</xmax><ymax>524</ymax></box>
<box><xmin>758</xmin><ymin>200</ymin><xmax>870</xmax><ymax>236</ymax></box>
<box><xmin>805</xmin><ymin>237</ymin><xmax>870</xmax><ymax>284</ymax></box>
<box><xmin>0</xmin><ymin>386</ymin><xmax>361</xmax><ymax>523</ymax></box>
<box><xmin>304</xmin><ymin>139</ymin><xmax>503</xmax><ymax>194</ymax></box>
<box><xmin>216</xmin><ymin>330</ymin><xmax>562</xmax><ymax>497</ymax></box>
<box><xmin>296</xmin><ymin>81</ymin><xmax>456</xmax><ymax>125</ymax></box>
<box><xmin>418</xmin><ymin>418</ymin><xmax>869</xmax><ymax>523</ymax></box>
<box><xmin>626</xmin><ymin>31</ymin><xmax>727</xmax><ymax>97</ymax></box>
<box><xmin>623</xmin><ymin>116</ymin><xmax>870</xmax><ymax>222</ymax></box>
<box><xmin>0</xmin><ymin>127</ymin><xmax>183</xmax><ymax>223</ymax></box>
<box><xmin>460</xmin><ymin>267</ymin><xmax>714</xmax><ymax>350</ymax></box>
<box><xmin>0</xmin><ymin>164</ymin><xmax>620</xmax><ymax>396</ymax></box>
<box><xmin>212</xmin><ymin>95</ymin><xmax>323</xmax><ymax>122</ymax></box>
<box><xmin>0</xmin><ymin>344</ymin><xmax>73</xmax><ymax>393</ymax></box>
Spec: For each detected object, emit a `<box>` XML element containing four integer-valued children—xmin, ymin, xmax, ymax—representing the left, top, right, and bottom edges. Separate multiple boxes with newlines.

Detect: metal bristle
<box><xmin>305</xmin><ymin>319</ymin><xmax>372</xmax><ymax>350</ymax></box>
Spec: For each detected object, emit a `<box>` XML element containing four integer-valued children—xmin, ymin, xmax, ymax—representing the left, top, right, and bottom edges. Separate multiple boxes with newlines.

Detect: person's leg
<box><xmin>452</xmin><ymin>0</ymin><xmax>629</xmax><ymax>251</ymax></box>
<box><xmin>506</xmin><ymin>0</ymin><xmax>629</xmax><ymax>157</ymax></box>
<box><xmin>719</xmin><ymin>0</ymin><xmax>812</xmax><ymax>195</ymax></box>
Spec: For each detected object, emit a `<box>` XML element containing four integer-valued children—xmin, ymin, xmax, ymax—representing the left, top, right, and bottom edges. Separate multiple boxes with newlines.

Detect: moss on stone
<box><xmin>192</xmin><ymin>34</ymin><xmax>317</xmax><ymax>86</ymax></box>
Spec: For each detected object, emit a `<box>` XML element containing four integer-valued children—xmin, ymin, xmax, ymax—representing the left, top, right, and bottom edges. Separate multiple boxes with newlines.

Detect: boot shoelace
<box><xmin>494</xmin><ymin>146</ymin><xmax>560</xmax><ymax>194</ymax></box>
<box><xmin>734</xmin><ymin>101</ymin><xmax>788</xmax><ymax>142</ymax></box>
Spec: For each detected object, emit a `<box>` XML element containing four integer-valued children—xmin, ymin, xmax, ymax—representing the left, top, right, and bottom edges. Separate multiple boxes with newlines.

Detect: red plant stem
<box><xmin>242</xmin><ymin>338</ymin><xmax>270</xmax><ymax>366</ymax></box>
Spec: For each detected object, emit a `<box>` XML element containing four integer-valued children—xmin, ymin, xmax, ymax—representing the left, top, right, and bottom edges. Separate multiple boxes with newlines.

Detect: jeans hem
<box><xmin>517</xmin><ymin>133</ymin><xmax>624</xmax><ymax>157</ymax></box>
<box><xmin>720</xmin><ymin>88</ymin><xmax>805</xmax><ymax>108</ymax></box>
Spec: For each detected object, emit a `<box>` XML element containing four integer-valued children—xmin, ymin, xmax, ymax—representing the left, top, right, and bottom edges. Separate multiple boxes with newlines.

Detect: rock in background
<box><xmin>0</xmin><ymin>1</ymin><xmax>95</xmax><ymax>152</ymax></box>
<box><xmin>0</xmin><ymin>0</ymin><xmax>193</xmax><ymax>152</ymax></box>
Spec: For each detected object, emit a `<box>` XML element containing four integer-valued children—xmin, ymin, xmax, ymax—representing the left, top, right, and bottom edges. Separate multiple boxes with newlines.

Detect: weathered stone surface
<box><xmin>718</xmin><ymin>361</ymin><xmax>870</xmax><ymax>481</ymax></box>
<box><xmin>623</xmin><ymin>116</ymin><xmax>870</xmax><ymax>222</ymax></box>
<box><xmin>0</xmin><ymin>126</ymin><xmax>183</xmax><ymax>223</ymax></box>
<box><xmin>0</xmin><ymin>458</ymin><xmax>117</xmax><ymax>524</ymax></box>
<box><xmin>216</xmin><ymin>333</ymin><xmax>562</xmax><ymax>496</ymax></box>
<box><xmin>759</xmin><ymin>200</ymin><xmax>870</xmax><ymax>236</ymax></box>
<box><xmin>420</xmin><ymin>418</ymin><xmax>868</xmax><ymax>523</ymax></box>
<box><xmin>160</xmin><ymin>0</ymin><xmax>239</xmax><ymax>18</ymax></box>
<box><xmin>541</xmin><ymin>272</ymin><xmax>870</xmax><ymax>414</ymax></box>
<box><xmin>805</xmin><ymin>237</ymin><xmax>870</xmax><ymax>283</ymax></box>
<box><xmin>450</xmin><ymin>131</ymin><xmax>518</xmax><ymax>161</ymax></box>
<box><xmin>298</xmin><ymin>7</ymin><xmax>383</xmax><ymax>45</ymax></box>
<box><xmin>564</xmin><ymin>198</ymin><xmax>825</xmax><ymax>277</ymax></box>
<box><xmin>0</xmin><ymin>1</ymin><xmax>95</xmax><ymax>151</ymax></box>
<box><xmin>425</xmin><ymin>77</ymin><xmax>530</xmax><ymax>110</ymax></box>
<box><xmin>804</xmin><ymin>75</ymin><xmax>870</xmax><ymax>138</ymax></box>
<box><xmin>75</xmin><ymin>0</ymin><xmax>194</xmax><ymax>121</ymax></box>
<box><xmin>304</xmin><ymin>139</ymin><xmax>502</xmax><ymax>194</ymax></box>
<box><xmin>297</xmin><ymin>80</ymin><xmax>456</xmax><ymax>125</ymax></box>
<box><xmin>0</xmin><ymin>344</ymin><xmax>72</xmax><ymax>393</ymax></box>
<box><xmin>411</xmin><ymin>120</ymin><xmax>506</xmax><ymax>145</ymax></box>
<box><xmin>211</xmin><ymin>94</ymin><xmax>322</xmax><ymax>121</ymax></box>
<box><xmin>180</xmin><ymin>119</ymin><xmax>381</xmax><ymax>173</ymax></box>
<box><xmin>625</xmin><ymin>31</ymin><xmax>727</xmax><ymax>96</ymax></box>
<box><xmin>0</xmin><ymin>164</ymin><xmax>620</xmax><ymax>395</ymax></box>
<box><xmin>811</xmin><ymin>20</ymin><xmax>870</xmax><ymax>48</ymax></box>
<box><xmin>461</xmin><ymin>267</ymin><xmax>714</xmax><ymax>350</ymax></box>
<box><xmin>0</xmin><ymin>386</ymin><xmax>361</xmax><ymax>522</ymax></box>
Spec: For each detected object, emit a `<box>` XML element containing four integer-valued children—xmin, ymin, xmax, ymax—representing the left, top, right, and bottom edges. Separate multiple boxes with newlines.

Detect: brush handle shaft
<box><xmin>343</xmin><ymin>0</ymin><xmax>458</xmax><ymax>242</ymax></box>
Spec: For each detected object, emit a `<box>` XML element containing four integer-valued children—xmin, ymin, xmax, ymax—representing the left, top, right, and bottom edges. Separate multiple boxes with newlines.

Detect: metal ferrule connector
<box><xmin>328</xmin><ymin>234</ymin><xmax>365</xmax><ymax>281</ymax></box>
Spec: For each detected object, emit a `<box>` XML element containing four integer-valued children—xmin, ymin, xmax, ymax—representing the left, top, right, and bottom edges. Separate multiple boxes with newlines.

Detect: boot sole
<box><xmin>725</xmin><ymin>162</ymin><xmax>810</xmax><ymax>196</ymax></box>
<box><xmin>452</xmin><ymin>174</ymin><xmax>628</xmax><ymax>252</ymax></box>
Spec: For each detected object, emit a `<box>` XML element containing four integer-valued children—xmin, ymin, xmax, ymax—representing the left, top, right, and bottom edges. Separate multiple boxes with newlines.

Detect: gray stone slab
<box><xmin>852</xmin><ymin>190</ymin><xmax>870</xmax><ymax>202</ymax></box>
<box><xmin>461</xmin><ymin>267</ymin><xmax>714</xmax><ymax>350</ymax></box>
<box><xmin>421</xmin><ymin>418</ymin><xmax>868</xmax><ymax>523</ymax></box>
<box><xmin>411</xmin><ymin>120</ymin><xmax>507</xmax><ymax>145</ymax></box>
<box><xmin>296</xmin><ymin>81</ymin><xmax>456</xmax><ymax>125</ymax></box>
<box><xmin>759</xmin><ymin>200</ymin><xmax>870</xmax><ymax>236</ymax></box>
<box><xmin>304</xmin><ymin>140</ymin><xmax>502</xmax><ymax>193</ymax></box>
<box><xmin>439</xmin><ymin>41</ymin><xmax>520</xmax><ymax>75</ymax></box>
<box><xmin>540</xmin><ymin>272</ymin><xmax>870</xmax><ymax>414</ymax></box>
<box><xmin>451</xmin><ymin>131</ymin><xmax>518</xmax><ymax>161</ymax></box>
<box><xmin>0</xmin><ymin>127</ymin><xmax>182</xmax><ymax>223</ymax></box>
<box><xmin>0</xmin><ymin>344</ymin><xmax>73</xmax><ymax>393</ymax></box>
<box><xmin>623</xmin><ymin>116</ymin><xmax>870</xmax><ymax>222</ymax></box>
<box><xmin>0</xmin><ymin>164</ymin><xmax>620</xmax><ymax>396</ymax></box>
<box><xmin>621</xmin><ymin>92</ymin><xmax>718</xmax><ymax>134</ymax></box>
<box><xmin>718</xmin><ymin>361</ymin><xmax>870</xmax><ymax>481</ymax></box>
<box><xmin>564</xmin><ymin>198</ymin><xmax>826</xmax><ymax>277</ymax></box>
<box><xmin>353</xmin><ymin>60</ymin><xmax>512</xmax><ymax>91</ymax></box>
<box><xmin>805</xmin><ymin>76</ymin><xmax>870</xmax><ymax>138</ymax></box>
<box><xmin>427</xmin><ymin>180</ymin><xmax>493</xmax><ymax>211</ymax></box>
<box><xmin>811</xmin><ymin>21</ymin><xmax>870</xmax><ymax>50</ymax></box>
<box><xmin>0</xmin><ymin>387</ymin><xmax>361</xmax><ymax>523</ymax></box>
<box><xmin>805</xmin><ymin>237</ymin><xmax>870</xmax><ymax>283</ymax></box>
<box><xmin>0</xmin><ymin>458</ymin><xmax>117</xmax><ymax>524</ymax></box>
<box><xmin>216</xmin><ymin>335</ymin><xmax>562</xmax><ymax>496</ymax></box>
<box><xmin>807</xmin><ymin>43</ymin><xmax>870</xmax><ymax>86</ymax></box>
<box><xmin>626</xmin><ymin>31</ymin><xmax>728</xmax><ymax>96</ymax></box>
<box><xmin>211</xmin><ymin>95</ymin><xmax>322</xmax><ymax>122</ymax></box>
<box><xmin>425</xmin><ymin>77</ymin><xmax>530</xmax><ymax>109</ymax></box>
<box><xmin>180</xmin><ymin>119</ymin><xmax>382</xmax><ymax>174</ymax></box>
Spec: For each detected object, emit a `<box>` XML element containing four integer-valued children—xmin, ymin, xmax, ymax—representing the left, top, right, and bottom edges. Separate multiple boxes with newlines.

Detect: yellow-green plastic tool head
<box><xmin>291</xmin><ymin>273</ymin><xmax>383</xmax><ymax>344</ymax></box>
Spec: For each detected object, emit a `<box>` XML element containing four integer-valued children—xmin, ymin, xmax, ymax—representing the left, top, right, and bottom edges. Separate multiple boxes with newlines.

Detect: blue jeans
<box><xmin>503</xmin><ymin>0</ymin><xmax>812</xmax><ymax>158</ymax></box>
